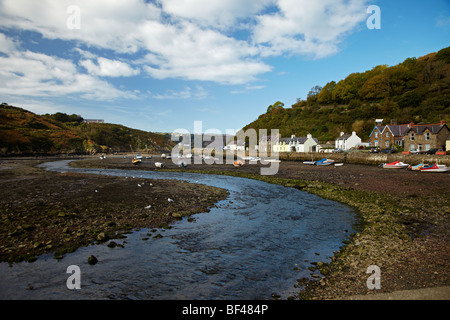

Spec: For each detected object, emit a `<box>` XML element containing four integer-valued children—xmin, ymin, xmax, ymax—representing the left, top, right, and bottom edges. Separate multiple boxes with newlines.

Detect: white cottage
<box><xmin>335</xmin><ymin>131</ymin><xmax>362</xmax><ymax>150</ymax></box>
<box><xmin>273</xmin><ymin>134</ymin><xmax>320</xmax><ymax>153</ymax></box>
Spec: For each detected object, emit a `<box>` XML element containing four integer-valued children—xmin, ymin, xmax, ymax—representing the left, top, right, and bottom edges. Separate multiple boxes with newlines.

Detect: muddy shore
<box><xmin>72</xmin><ymin>155</ymin><xmax>450</xmax><ymax>299</ymax></box>
<box><xmin>1</xmin><ymin>155</ymin><xmax>448</xmax><ymax>300</ymax></box>
<box><xmin>0</xmin><ymin>157</ymin><xmax>228</xmax><ymax>263</ymax></box>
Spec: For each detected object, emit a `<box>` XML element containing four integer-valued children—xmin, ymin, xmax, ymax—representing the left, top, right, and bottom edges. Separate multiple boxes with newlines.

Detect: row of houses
<box><xmin>225</xmin><ymin>131</ymin><xmax>362</xmax><ymax>153</ymax></box>
<box><xmin>369</xmin><ymin>120</ymin><xmax>449</xmax><ymax>152</ymax></box>
<box><xmin>225</xmin><ymin>120</ymin><xmax>449</xmax><ymax>154</ymax></box>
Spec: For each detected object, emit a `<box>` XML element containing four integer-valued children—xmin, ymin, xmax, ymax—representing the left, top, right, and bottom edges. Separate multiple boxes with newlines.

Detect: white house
<box><xmin>273</xmin><ymin>134</ymin><xmax>320</xmax><ymax>153</ymax></box>
<box><xmin>224</xmin><ymin>139</ymin><xmax>245</xmax><ymax>151</ymax></box>
<box><xmin>335</xmin><ymin>131</ymin><xmax>362</xmax><ymax>150</ymax></box>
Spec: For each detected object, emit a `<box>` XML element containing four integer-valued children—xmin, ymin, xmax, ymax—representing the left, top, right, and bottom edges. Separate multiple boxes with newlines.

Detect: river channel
<box><xmin>0</xmin><ymin>160</ymin><xmax>357</xmax><ymax>300</ymax></box>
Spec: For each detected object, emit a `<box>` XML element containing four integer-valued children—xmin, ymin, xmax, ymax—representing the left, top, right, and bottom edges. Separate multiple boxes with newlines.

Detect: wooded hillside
<box><xmin>244</xmin><ymin>46</ymin><xmax>450</xmax><ymax>141</ymax></box>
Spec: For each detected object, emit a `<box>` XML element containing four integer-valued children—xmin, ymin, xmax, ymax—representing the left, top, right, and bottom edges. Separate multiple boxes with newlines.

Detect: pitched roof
<box><xmin>336</xmin><ymin>134</ymin><xmax>351</xmax><ymax>141</ymax></box>
<box><xmin>405</xmin><ymin>123</ymin><xmax>448</xmax><ymax>134</ymax></box>
<box><xmin>385</xmin><ymin>124</ymin><xmax>410</xmax><ymax>136</ymax></box>
<box><xmin>278</xmin><ymin>136</ymin><xmax>319</xmax><ymax>144</ymax></box>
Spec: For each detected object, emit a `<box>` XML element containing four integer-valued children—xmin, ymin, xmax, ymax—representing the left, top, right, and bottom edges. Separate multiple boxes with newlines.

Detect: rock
<box><xmin>107</xmin><ymin>241</ymin><xmax>117</xmax><ymax>248</ymax></box>
<box><xmin>97</xmin><ymin>232</ymin><xmax>108</xmax><ymax>242</ymax></box>
<box><xmin>88</xmin><ymin>255</ymin><xmax>98</xmax><ymax>265</ymax></box>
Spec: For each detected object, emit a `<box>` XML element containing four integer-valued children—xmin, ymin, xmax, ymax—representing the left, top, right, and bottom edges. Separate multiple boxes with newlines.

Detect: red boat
<box><xmin>420</xmin><ymin>164</ymin><xmax>450</xmax><ymax>173</ymax></box>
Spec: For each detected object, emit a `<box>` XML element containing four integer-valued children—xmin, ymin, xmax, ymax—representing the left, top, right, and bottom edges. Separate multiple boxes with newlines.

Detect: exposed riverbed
<box><xmin>0</xmin><ymin>160</ymin><xmax>356</xmax><ymax>299</ymax></box>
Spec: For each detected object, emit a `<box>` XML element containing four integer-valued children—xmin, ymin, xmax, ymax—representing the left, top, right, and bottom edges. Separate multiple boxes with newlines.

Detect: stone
<box><xmin>88</xmin><ymin>255</ymin><xmax>98</xmax><ymax>265</ymax></box>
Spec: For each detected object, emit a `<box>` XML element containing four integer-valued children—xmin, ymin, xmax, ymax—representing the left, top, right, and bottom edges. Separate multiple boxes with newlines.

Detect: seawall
<box><xmin>278</xmin><ymin>152</ymin><xmax>450</xmax><ymax>166</ymax></box>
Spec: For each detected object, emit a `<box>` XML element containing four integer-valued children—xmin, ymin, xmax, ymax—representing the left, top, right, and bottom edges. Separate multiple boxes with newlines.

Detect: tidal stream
<box><xmin>0</xmin><ymin>160</ymin><xmax>357</xmax><ymax>299</ymax></box>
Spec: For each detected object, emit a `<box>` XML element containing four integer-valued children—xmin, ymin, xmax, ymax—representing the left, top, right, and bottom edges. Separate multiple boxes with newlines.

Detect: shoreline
<box><xmin>0</xmin><ymin>158</ymin><xmax>229</xmax><ymax>264</ymax></box>
<box><xmin>1</xmin><ymin>156</ymin><xmax>448</xmax><ymax>299</ymax></box>
<box><xmin>71</xmin><ymin>156</ymin><xmax>449</xmax><ymax>299</ymax></box>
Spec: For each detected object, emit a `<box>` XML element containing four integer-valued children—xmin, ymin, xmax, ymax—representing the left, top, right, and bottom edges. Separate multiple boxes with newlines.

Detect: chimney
<box><xmin>307</xmin><ymin>133</ymin><xmax>312</xmax><ymax>139</ymax></box>
<box><xmin>340</xmin><ymin>132</ymin><xmax>344</xmax><ymax>137</ymax></box>
<box><xmin>441</xmin><ymin>120</ymin><xmax>446</xmax><ymax>125</ymax></box>
<box><xmin>291</xmin><ymin>134</ymin><xmax>295</xmax><ymax>139</ymax></box>
<box><xmin>352</xmin><ymin>131</ymin><xmax>356</xmax><ymax>136</ymax></box>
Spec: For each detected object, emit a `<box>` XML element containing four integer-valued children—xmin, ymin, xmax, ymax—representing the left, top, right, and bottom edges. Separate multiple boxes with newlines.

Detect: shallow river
<box><xmin>0</xmin><ymin>160</ymin><xmax>357</xmax><ymax>300</ymax></box>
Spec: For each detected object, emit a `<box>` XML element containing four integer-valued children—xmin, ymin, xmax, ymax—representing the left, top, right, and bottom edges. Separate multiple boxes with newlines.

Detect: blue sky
<box><xmin>0</xmin><ymin>0</ymin><xmax>449</xmax><ymax>135</ymax></box>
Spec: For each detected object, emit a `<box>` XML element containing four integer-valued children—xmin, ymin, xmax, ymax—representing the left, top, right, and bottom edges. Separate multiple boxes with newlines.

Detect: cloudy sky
<box><xmin>0</xmin><ymin>0</ymin><xmax>449</xmax><ymax>134</ymax></box>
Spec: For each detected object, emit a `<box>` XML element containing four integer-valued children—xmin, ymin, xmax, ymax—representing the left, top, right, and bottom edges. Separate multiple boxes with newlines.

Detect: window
<box><xmin>425</xmin><ymin>132</ymin><xmax>430</xmax><ymax>141</ymax></box>
<box><xmin>410</xmin><ymin>144</ymin><xmax>415</xmax><ymax>151</ymax></box>
<box><xmin>386</xmin><ymin>132</ymin><xmax>389</xmax><ymax>138</ymax></box>
<box><xmin>410</xmin><ymin>133</ymin><xmax>415</xmax><ymax>141</ymax></box>
<box><xmin>375</xmin><ymin>132</ymin><xmax>378</xmax><ymax>138</ymax></box>
<box><xmin>385</xmin><ymin>141</ymin><xmax>390</xmax><ymax>147</ymax></box>
<box><xmin>425</xmin><ymin>144</ymin><xmax>430</xmax><ymax>151</ymax></box>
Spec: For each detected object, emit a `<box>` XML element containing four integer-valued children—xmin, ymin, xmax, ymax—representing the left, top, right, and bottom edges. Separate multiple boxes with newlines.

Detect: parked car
<box><xmin>332</xmin><ymin>149</ymin><xmax>344</xmax><ymax>153</ymax></box>
<box><xmin>426</xmin><ymin>148</ymin><xmax>442</xmax><ymax>155</ymax></box>
<box><xmin>410</xmin><ymin>149</ymin><xmax>420</xmax><ymax>154</ymax></box>
<box><xmin>381</xmin><ymin>148</ymin><xmax>396</xmax><ymax>154</ymax></box>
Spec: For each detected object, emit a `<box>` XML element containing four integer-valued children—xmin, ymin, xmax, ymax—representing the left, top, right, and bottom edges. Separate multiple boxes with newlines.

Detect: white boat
<box><xmin>334</xmin><ymin>163</ymin><xmax>344</xmax><ymax>167</ymax></box>
<box><xmin>265</xmin><ymin>159</ymin><xmax>281</xmax><ymax>163</ymax></box>
<box><xmin>155</xmin><ymin>162</ymin><xmax>165</xmax><ymax>168</ymax></box>
<box><xmin>420</xmin><ymin>164</ymin><xmax>450</xmax><ymax>173</ymax></box>
<box><xmin>303</xmin><ymin>160</ymin><xmax>316</xmax><ymax>165</ymax></box>
<box><xmin>382</xmin><ymin>161</ymin><xmax>409</xmax><ymax>169</ymax></box>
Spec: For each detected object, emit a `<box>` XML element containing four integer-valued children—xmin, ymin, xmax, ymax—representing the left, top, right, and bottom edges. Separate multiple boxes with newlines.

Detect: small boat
<box><xmin>315</xmin><ymin>158</ymin><xmax>335</xmax><ymax>166</ymax></box>
<box><xmin>155</xmin><ymin>162</ymin><xmax>165</xmax><ymax>168</ymax></box>
<box><xmin>420</xmin><ymin>163</ymin><xmax>450</xmax><ymax>173</ymax></box>
<box><xmin>99</xmin><ymin>154</ymin><xmax>106</xmax><ymax>160</ymax></box>
<box><xmin>303</xmin><ymin>160</ymin><xmax>316</xmax><ymax>165</ymax></box>
<box><xmin>233</xmin><ymin>160</ymin><xmax>243</xmax><ymax>167</ymax></box>
<box><xmin>408</xmin><ymin>163</ymin><xmax>426</xmax><ymax>171</ymax></box>
<box><xmin>265</xmin><ymin>159</ymin><xmax>281</xmax><ymax>163</ymax></box>
<box><xmin>382</xmin><ymin>161</ymin><xmax>409</xmax><ymax>169</ymax></box>
<box><xmin>130</xmin><ymin>144</ymin><xmax>141</xmax><ymax>165</ymax></box>
<box><xmin>136</xmin><ymin>153</ymin><xmax>143</xmax><ymax>160</ymax></box>
<box><xmin>334</xmin><ymin>163</ymin><xmax>344</xmax><ymax>167</ymax></box>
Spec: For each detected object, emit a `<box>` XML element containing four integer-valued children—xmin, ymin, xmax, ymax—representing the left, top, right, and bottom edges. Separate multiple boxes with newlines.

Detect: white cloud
<box><xmin>0</xmin><ymin>34</ymin><xmax>138</xmax><ymax>101</ymax></box>
<box><xmin>159</xmin><ymin>0</ymin><xmax>275</xmax><ymax>29</ymax></box>
<box><xmin>253</xmin><ymin>0</ymin><xmax>369</xmax><ymax>58</ymax></box>
<box><xmin>150</xmin><ymin>85</ymin><xmax>208</xmax><ymax>100</ymax></box>
<box><xmin>80</xmin><ymin>57</ymin><xmax>140</xmax><ymax>77</ymax></box>
<box><xmin>0</xmin><ymin>0</ymin><xmax>370</xmax><ymax>87</ymax></box>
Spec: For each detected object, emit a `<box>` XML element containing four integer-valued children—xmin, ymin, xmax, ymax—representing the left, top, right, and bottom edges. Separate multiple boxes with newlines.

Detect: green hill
<box><xmin>0</xmin><ymin>103</ymin><xmax>175</xmax><ymax>155</ymax></box>
<box><xmin>243</xmin><ymin>46</ymin><xmax>450</xmax><ymax>142</ymax></box>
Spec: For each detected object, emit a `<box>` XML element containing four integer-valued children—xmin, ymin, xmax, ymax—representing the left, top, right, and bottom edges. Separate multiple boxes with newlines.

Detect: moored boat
<box><xmin>315</xmin><ymin>158</ymin><xmax>335</xmax><ymax>166</ymax></box>
<box><xmin>382</xmin><ymin>161</ymin><xmax>409</xmax><ymax>169</ymax></box>
<box><xmin>408</xmin><ymin>163</ymin><xmax>426</xmax><ymax>171</ymax></box>
<box><xmin>233</xmin><ymin>160</ymin><xmax>243</xmax><ymax>167</ymax></box>
<box><xmin>420</xmin><ymin>163</ymin><xmax>450</xmax><ymax>173</ymax></box>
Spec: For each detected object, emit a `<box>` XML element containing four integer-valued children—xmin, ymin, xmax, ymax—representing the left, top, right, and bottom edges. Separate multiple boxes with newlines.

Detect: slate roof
<box><xmin>278</xmin><ymin>136</ymin><xmax>319</xmax><ymax>144</ymax></box>
<box><xmin>405</xmin><ymin>123</ymin><xmax>448</xmax><ymax>134</ymax></box>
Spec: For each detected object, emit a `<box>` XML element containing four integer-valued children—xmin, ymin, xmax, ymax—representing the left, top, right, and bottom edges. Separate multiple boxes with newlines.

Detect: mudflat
<box><xmin>73</xmin><ymin>155</ymin><xmax>449</xmax><ymax>299</ymax></box>
<box><xmin>0</xmin><ymin>157</ymin><xmax>228</xmax><ymax>263</ymax></box>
